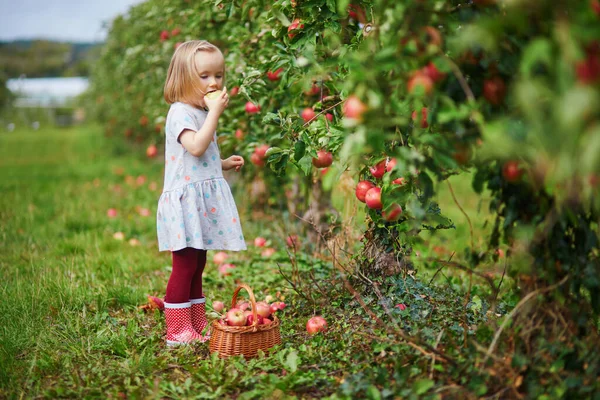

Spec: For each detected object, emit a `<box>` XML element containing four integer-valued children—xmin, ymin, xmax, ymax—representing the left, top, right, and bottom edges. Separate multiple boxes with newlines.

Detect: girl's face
<box><xmin>194</xmin><ymin>50</ymin><xmax>225</xmax><ymax>107</ymax></box>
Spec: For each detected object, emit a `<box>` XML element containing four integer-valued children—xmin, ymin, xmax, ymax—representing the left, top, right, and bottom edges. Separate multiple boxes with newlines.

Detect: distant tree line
<box><xmin>0</xmin><ymin>40</ymin><xmax>102</xmax><ymax>79</ymax></box>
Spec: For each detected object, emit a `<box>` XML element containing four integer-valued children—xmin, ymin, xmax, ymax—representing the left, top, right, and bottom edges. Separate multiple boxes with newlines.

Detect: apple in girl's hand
<box><xmin>370</xmin><ymin>160</ymin><xmax>386</xmax><ymax>179</ymax></box>
<box><xmin>107</xmin><ymin>208</ymin><xmax>118</xmax><ymax>218</ymax></box>
<box><xmin>205</xmin><ymin>90</ymin><xmax>222</xmax><ymax>100</ymax></box>
<box><xmin>255</xmin><ymin>301</ymin><xmax>272</xmax><ymax>318</ymax></box>
<box><xmin>212</xmin><ymin>301</ymin><xmax>225</xmax><ymax>312</ymax></box>
<box><xmin>365</xmin><ymin>187</ymin><xmax>383</xmax><ymax>210</ymax></box>
<box><xmin>382</xmin><ymin>203</ymin><xmax>403</xmax><ymax>222</ymax></box>
<box><xmin>355</xmin><ymin>180</ymin><xmax>375</xmax><ymax>203</ymax></box>
<box><xmin>306</xmin><ymin>316</ymin><xmax>327</xmax><ymax>335</ymax></box>
<box><xmin>213</xmin><ymin>251</ymin><xmax>228</xmax><ymax>264</ymax></box>
<box><xmin>301</xmin><ymin>107</ymin><xmax>316</xmax><ymax>123</ymax></box>
<box><xmin>254</xmin><ymin>237</ymin><xmax>267</xmax><ymax>247</ymax></box>
<box><xmin>343</xmin><ymin>95</ymin><xmax>367</xmax><ymax>121</ymax></box>
<box><xmin>312</xmin><ymin>150</ymin><xmax>333</xmax><ymax>168</ymax></box>
<box><xmin>226</xmin><ymin>308</ymin><xmax>246</xmax><ymax>326</ymax></box>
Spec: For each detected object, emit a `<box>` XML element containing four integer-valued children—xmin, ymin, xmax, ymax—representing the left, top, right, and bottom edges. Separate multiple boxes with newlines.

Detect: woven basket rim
<box><xmin>211</xmin><ymin>314</ymin><xmax>281</xmax><ymax>333</ymax></box>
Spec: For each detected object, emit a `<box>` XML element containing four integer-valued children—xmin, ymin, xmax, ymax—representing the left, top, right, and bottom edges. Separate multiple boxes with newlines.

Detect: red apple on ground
<box><xmin>212</xmin><ymin>301</ymin><xmax>225</xmax><ymax>312</ymax></box>
<box><xmin>261</xmin><ymin>247</ymin><xmax>276</xmax><ymax>257</ymax></box>
<box><xmin>370</xmin><ymin>160</ymin><xmax>386</xmax><ymax>179</ymax></box>
<box><xmin>270</xmin><ymin>303</ymin><xmax>280</xmax><ymax>314</ymax></box>
<box><xmin>218</xmin><ymin>263</ymin><xmax>235</xmax><ymax>276</ymax></box>
<box><xmin>226</xmin><ymin>308</ymin><xmax>246</xmax><ymax>326</ymax></box>
<box><xmin>160</xmin><ymin>30</ymin><xmax>169</xmax><ymax>41</ymax></box>
<box><xmin>355</xmin><ymin>180</ymin><xmax>375</xmax><ymax>202</ymax></box>
<box><xmin>146</xmin><ymin>144</ymin><xmax>158</xmax><ymax>158</ymax></box>
<box><xmin>382</xmin><ymin>203</ymin><xmax>403</xmax><ymax>222</ymax></box>
<box><xmin>395</xmin><ymin>303</ymin><xmax>407</xmax><ymax>311</ymax></box>
<box><xmin>312</xmin><ymin>150</ymin><xmax>333</xmax><ymax>168</ymax></box>
<box><xmin>213</xmin><ymin>251</ymin><xmax>228</xmax><ymax>264</ymax></box>
<box><xmin>301</xmin><ymin>107</ymin><xmax>316</xmax><ymax>123</ymax></box>
<box><xmin>107</xmin><ymin>208</ymin><xmax>118</xmax><ymax>218</ymax></box>
<box><xmin>267</xmin><ymin>68</ymin><xmax>284</xmax><ymax>81</ymax></box>
<box><xmin>286</xmin><ymin>234</ymin><xmax>300</xmax><ymax>248</ymax></box>
<box><xmin>408</xmin><ymin>72</ymin><xmax>434</xmax><ymax>95</ymax></box>
<box><xmin>483</xmin><ymin>76</ymin><xmax>507</xmax><ymax>105</ymax></box>
<box><xmin>502</xmin><ymin>160</ymin><xmax>523</xmax><ymax>182</ymax></box>
<box><xmin>139</xmin><ymin>115</ymin><xmax>149</xmax><ymax>126</ymax></box>
<box><xmin>245</xmin><ymin>102</ymin><xmax>261</xmax><ymax>114</ymax></box>
<box><xmin>343</xmin><ymin>95</ymin><xmax>367</xmax><ymax>121</ymax></box>
<box><xmin>254</xmin><ymin>237</ymin><xmax>267</xmax><ymax>247</ymax></box>
<box><xmin>147</xmin><ymin>295</ymin><xmax>165</xmax><ymax>311</ymax></box>
<box><xmin>306</xmin><ymin>316</ymin><xmax>327</xmax><ymax>335</ymax></box>
<box><xmin>365</xmin><ymin>187</ymin><xmax>383</xmax><ymax>209</ymax></box>
<box><xmin>171</xmin><ymin>28</ymin><xmax>181</xmax><ymax>36</ymax></box>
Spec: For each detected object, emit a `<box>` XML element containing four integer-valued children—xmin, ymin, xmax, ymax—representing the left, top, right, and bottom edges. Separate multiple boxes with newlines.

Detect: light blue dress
<box><xmin>156</xmin><ymin>102</ymin><xmax>246</xmax><ymax>252</ymax></box>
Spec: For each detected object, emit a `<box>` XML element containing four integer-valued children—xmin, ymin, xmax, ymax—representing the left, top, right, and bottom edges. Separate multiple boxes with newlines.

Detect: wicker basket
<box><xmin>209</xmin><ymin>284</ymin><xmax>281</xmax><ymax>359</ymax></box>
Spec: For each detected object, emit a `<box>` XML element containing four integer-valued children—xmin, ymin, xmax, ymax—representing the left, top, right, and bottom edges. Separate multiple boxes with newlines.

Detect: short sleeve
<box><xmin>167</xmin><ymin>105</ymin><xmax>198</xmax><ymax>142</ymax></box>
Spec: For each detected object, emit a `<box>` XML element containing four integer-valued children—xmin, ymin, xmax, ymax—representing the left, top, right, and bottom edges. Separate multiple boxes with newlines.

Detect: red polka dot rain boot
<box><xmin>164</xmin><ymin>301</ymin><xmax>206</xmax><ymax>346</ymax></box>
<box><xmin>190</xmin><ymin>297</ymin><xmax>211</xmax><ymax>339</ymax></box>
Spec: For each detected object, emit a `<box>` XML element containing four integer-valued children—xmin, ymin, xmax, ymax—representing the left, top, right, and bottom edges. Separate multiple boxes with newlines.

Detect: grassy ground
<box><xmin>0</xmin><ymin>124</ymin><xmax>505</xmax><ymax>399</ymax></box>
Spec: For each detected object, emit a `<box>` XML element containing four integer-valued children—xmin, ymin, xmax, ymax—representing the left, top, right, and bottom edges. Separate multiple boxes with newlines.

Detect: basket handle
<box><xmin>230</xmin><ymin>283</ymin><xmax>259</xmax><ymax>328</ymax></box>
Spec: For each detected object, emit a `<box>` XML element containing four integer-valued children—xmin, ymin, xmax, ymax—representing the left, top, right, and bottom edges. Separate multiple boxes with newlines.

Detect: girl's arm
<box><xmin>179</xmin><ymin>89</ymin><xmax>229</xmax><ymax>157</ymax></box>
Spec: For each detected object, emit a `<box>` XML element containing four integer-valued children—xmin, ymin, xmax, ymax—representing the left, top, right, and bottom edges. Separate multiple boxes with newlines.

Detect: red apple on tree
<box><xmin>306</xmin><ymin>316</ymin><xmax>327</xmax><ymax>335</ymax></box>
<box><xmin>412</xmin><ymin>107</ymin><xmax>429</xmax><ymax>128</ymax></box>
<box><xmin>370</xmin><ymin>160</ymin><xmax>386</xmax><ymax>179</ymax></box>
<box><xmin>286</xmin><ymin>234</ymin><xmax>300</xmax><ymax>248</ymax></box>
<box><xmin>483</xmin><ymin>76</ymin><xmax>507</xmax><ymax>105</ymax></box>
<box><xmin>393</xmin><ymin>177</ymin><xmax>406</xmax><ymax>185</ymax></box>
<box><xmin>288</xmin><ymin>19</ymin><xmax>304</xmax><ymax>39</ymax></box>
<box><xmin>245</xmin><ymin>102</ymin><xmax>261</xmax><ymax>114</ymax></box>
<box><xmin>255</xmin><ymin>144</ymin><xmax>270</xmax><ymax>159</ymax></box>
<box><xmin>301</xmin><ymin>107</ymin><xmax>316</xmax><ymax>123</ymax></box>
<box><xmin>408</xmin><ymin>72</ymin><xmax>434</xmax><ymax>95</ymax></box>
<box><xmin>502</xmin><ymin>160</ymin><xmax>523</xmax><ymax>182</ymax></box>
<box><xmin>250</xmin><ymin>152</ymin><xmax>265</xmax><ymax>167</ymax></box>
<box><xmin>325</xmin><ymin>113</ymin><xmax>333</xmax><ymax>122</ymax></box>
<box><xmin>226</xmin><ymin>308</ymin><xmax>246</xmax><ymax>326</ymax></box>
<box><xmin>343</xmin><ymin>95</ymin><xmax>367</xmax><ymax>121</ymax></box>
<box><xmin>230</xmin><ymin>86</ymin><xmax>240</xmax><ymax>96</ymax></box>
<box><xmin>267</xmin><ymin>68</ymin><xmax>284</xmax><ymax>81</ymax></box>
<box><xmin>235</xmin><ymin>129</ymin><xmax>244</xmax><ymax>140</ymax></box>
<box><xmin>312</xmin><ymin>150</ymin><xmax>333</xmax><ymax>168</ymax></box>
<box><xmin>355</xmin><ymin>180</ymin><xmax>375</xmax><ymax>202</ymax></box>
<box><xmin>365</xmin><ymin>187</ymin><xmax>383</xmax><ymax>209</ymax></box>
<box><xmin>386</xmin><ymin>158</ymin><xmax>397</xmax><ymax>173</ymax></box>
<box><xmin>422</xmin><ymin>62</ymin><xmax>446</xmax><ymax>83</ymax></box>
<box><xmin>382</xmin><ymin>203</ymin><xmax>403</xmax><ymax>222</ymax></box>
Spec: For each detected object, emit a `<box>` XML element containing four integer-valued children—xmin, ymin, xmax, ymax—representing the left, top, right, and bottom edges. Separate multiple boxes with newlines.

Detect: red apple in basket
<box><xmin>246</xmin><ymin>313</ymin><xmax>265</xmax><ymax>326</ymax></box>
<box><xmin>226</xmin><ymin>308</ymin><xmax>246</xmax><ymax>326</ymax></box>
<box><xmin>306</xmin><ymin>316</ymin><xmax>327</xmax><ymax>335</ymax></box>
<box><xmin>237</xmin><ymin>301</ymin><xmax>250</xmax><ymax>311</ymax></box>
<box><xmin>212</xmin><ymin>301</ymin><xmax>225</xmax><ymax>313</ymax></box>
<box><xmin>263</xmin><ymin>318</ymin><xmax>272</xmax><ymax>325</ymax></box>
<box><xmin>255</xmin><ymin>301</ymin><xmax>272</xmax><ymax>318</ymax></box>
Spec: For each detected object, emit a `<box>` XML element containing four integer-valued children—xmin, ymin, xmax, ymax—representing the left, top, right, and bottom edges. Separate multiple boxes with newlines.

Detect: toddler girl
<box><xmin>157</xmin><ymin>40</ymin><xmax>246</xmax><ymax>346</ymax></box>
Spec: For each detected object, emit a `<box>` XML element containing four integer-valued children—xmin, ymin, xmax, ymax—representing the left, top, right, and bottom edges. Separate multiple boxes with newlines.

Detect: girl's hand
<box><xmin>204</xmin><ymin>87</ymin><xmax>229</xmax><ymax>115</ymax></box>
<box><xmin>222</xmin><ymin>155</ymin><xmax>244</xmax><ymax>172</ymax></box>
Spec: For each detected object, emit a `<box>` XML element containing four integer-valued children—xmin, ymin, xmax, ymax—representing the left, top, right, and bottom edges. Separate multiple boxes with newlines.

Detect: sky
<box><xmin>0</xmin><ymin>0</ymin><xmax>146</xmax><ymax>42</ymax></box>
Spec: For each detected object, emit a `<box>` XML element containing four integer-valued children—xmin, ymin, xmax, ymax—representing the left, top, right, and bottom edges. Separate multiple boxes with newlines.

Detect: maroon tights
<box><xmin>164</xmin><ymin>248</ymin><xmax>207</xmax><ymax>303</ymax></box>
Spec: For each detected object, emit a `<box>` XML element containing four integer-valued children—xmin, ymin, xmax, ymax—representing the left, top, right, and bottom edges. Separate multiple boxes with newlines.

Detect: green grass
<box><xmin>0</xmin><ymin>125</ymin><xmax>504</xmax><ymax>399</ymax></box>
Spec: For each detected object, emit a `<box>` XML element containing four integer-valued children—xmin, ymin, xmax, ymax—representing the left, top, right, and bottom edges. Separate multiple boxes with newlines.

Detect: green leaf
<box><xmin>294</xmin><ymin>140</ymin><xmax>306</xmax><ymax>161</ymax></box>
<box><xmin>413</xmin><ymin>378</ymin><xmax>435</xmax><ymax>395</ymax></box>
<box><xmin>284</xmin><ymin>349</ymin><xmax>299</xmax><ymax>373</ymax></box>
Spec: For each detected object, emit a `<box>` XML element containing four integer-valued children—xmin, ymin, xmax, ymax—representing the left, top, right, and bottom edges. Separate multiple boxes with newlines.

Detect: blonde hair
<box><xmin>163</xmin><ymin>40</ymin><xmax>223</xmax><ymax>106</ymax></box>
